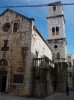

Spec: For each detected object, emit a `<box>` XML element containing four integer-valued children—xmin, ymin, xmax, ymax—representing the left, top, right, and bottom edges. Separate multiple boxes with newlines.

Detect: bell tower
<box><xmin>47</xmin><ymin>1</ymin><xmax>67</xmax><ymax>62</ymax></box>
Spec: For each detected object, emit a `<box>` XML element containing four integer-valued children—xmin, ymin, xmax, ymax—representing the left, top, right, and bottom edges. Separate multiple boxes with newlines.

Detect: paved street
<box><xmin>0</xmin><ymin>91</ymin><xmax>74</xmax><ymax>100</ymax></box>
<box><xmin>0</xmin><ymin>92</ymin><xmax>41</xmax><ymax>100</ymax></box>
<box><xmin>44</xmin><ymin>91</ymin><xmax>74</xmax><ymax>100</ymax></box>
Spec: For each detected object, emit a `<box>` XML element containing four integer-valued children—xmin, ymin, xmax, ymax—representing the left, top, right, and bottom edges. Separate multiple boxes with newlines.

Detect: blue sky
<box><xmin>0</xmin><ymin>0</ymin><xmax>74</xmax><ymax>54</ymax></box>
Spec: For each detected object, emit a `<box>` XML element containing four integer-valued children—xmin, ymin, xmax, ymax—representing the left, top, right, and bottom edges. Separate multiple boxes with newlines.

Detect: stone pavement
<box><xmin>0</xmin><ymin>92</ymin><xmax>42</xmax><ymax>100</ymax></box>
<box><xmin>43</xmin><ymin>91</ymin><xmax>74</xmax><ymax>100</ymax></box>
<box><xmin>0</xmin><ymin>91</ymin><xmax>74</xmax><ymax>100</ymax></box>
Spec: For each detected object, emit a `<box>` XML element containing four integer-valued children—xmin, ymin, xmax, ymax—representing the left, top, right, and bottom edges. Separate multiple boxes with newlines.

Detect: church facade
<box><xmin>0</xmin><ymin>9</ymin><xmax>54</xmax><ymax>97</ymax></box>
<box><xmin>0</xmin><ymin>1</ymin><xmax>68</xmax><ymax>98</ymax></box>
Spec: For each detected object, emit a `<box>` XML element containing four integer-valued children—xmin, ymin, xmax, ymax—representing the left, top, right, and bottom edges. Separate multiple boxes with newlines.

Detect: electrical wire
<box><xmin>0</xmin><ymin>3</ymin><xmax>74</xmax><ymax>8</ymax></box>
<box><xmin>0</xmin><ymin>3</ymin><xmax>74</xmax><ymax>46</ymax></box>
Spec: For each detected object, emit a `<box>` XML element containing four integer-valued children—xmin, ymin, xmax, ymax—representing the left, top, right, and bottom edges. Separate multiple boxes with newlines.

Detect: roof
<box><xmin>48</xmin><ymin>1</ymin><xmax>62</xmax><ymax>6</ymax></box>
<box><xmin>0</xmin><ymin>9</ymin><xmax>34</xmax><ymax>21</ymax></box>
<box><xmin>47</xmin><ymin>14</ymin><xmax>65</xmax><ymax>24</ymax></box>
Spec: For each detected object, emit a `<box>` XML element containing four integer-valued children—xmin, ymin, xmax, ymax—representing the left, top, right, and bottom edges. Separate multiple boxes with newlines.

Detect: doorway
<box><xmin>0</xmin><ymin>71</ymin><xmax>7</xmax><ymax>92</ymax></box>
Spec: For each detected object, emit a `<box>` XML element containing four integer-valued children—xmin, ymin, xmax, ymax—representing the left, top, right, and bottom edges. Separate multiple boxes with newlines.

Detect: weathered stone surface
<box><xmin>0</xmin><ymin>9</ymin><xmax>52</xmax><ymax>97</ymax></box>
<box><xmin>54</xmin><ymin>62</ymin><xmax>67</xmax><ymax>92</ymax></box>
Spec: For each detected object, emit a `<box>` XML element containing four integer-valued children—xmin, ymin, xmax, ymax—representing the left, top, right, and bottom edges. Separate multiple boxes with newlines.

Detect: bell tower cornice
<box><xmin>47</xmin><ymin>14</ymin><xmax>65</xmax><ymax>24</ymax></box>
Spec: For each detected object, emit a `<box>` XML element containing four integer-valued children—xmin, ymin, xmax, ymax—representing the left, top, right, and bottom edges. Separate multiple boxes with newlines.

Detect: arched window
<box><xmin>56</xmin><ymin>27</ymin><xmax>59</xmax><ymax>35</ymax></box>
<box><xmin>0</xmin><ymin>58</ymin><xmax>8</xmax><ymax>66</ymax></box>
<box><xmin>52</xmin><ymin>27</ymin><xmax>55</xmax><ymax>35</ymax></box>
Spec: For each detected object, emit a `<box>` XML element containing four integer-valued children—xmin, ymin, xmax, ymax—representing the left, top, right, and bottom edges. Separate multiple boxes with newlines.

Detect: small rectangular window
<box><xmin>53</xmin><ymin>6</ymin><xmax>56</xmax><ymax>11</ymax></box>
<box><xmin>13</xmin><ymin>74</ymin><xmax>24</xmax><ymax>83</ymax></box>
<box><xmin>1</xmin><ymin>40</ymin><xmax>9</xmax><ymax>51</ymax></box>
<box><xmin>13</xmin><ymin>23</ymin><xmax>18</xmax><ymax>32</ymax></box>
<box><xmin>68</xmin><ymin>72</ymin><xmax>72</xmax><ymax>77</ymax></box>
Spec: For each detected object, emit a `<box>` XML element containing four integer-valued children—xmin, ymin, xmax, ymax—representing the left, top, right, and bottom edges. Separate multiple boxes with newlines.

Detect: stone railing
<box><xmin>33</xmin><ymin>55</ymin><xmax>54</xmax><ymax>68</ymax></box>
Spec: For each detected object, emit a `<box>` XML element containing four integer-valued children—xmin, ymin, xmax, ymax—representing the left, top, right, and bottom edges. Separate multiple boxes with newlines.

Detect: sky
<box><xmin>0</xmin><ymin>0</ymin><xmax>74</xmax><ymax>54</ymax></box>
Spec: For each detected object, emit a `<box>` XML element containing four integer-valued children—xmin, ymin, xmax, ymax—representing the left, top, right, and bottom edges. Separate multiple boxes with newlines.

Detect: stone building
<box><xmin>0</xmin><ymin>9</ymin><xmax>54</xmax><ymax>97</ymax></box>
<box><xmin>0</xmin><ymin>1</ymin><xmax>68</xmax><ymax>98</ymax></box>
<box><xmin>67</xmin><ymin>54</ymin><xmax>73</xmax><ymax>89</ymax></box>
<box><xmin>72</xmin><ymin>55</ymin><xmax>74</xmax><ymax>90</ymax></box>
<box><xmin>47</xmin><ymin>1</ymin><xmax>67</xmax><ymax>91</ymax></box>
<box><xmin>67</xmin><ymin>54</ymin><xmax>74</xmax><ymax>90</ymax></box>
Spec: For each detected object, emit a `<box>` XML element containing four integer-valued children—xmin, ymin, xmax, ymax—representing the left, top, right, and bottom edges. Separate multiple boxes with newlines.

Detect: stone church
<box><xmin>0</xmin><ymin>1</ymin><xmax>67</xmax><ymax>98</ymax></box>
<box><xmin>0</xmin><ymin>9</ymin><xmax>54</xmax><ymax>97</ymax></box>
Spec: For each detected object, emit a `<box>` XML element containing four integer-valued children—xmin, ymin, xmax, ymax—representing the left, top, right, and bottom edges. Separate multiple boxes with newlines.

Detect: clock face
<box><xmin>52</xmin><ymin>20</ymin><xmax>58</xmax><ymax>25</ymax></box>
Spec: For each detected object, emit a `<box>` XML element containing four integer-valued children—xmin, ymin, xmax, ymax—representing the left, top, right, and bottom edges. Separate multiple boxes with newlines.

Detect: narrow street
<box><xmin>0</xmin><ymin>92</ymin><xmax>41</xmax><ymax>100</ymax></box>
<box><xmin>44</xmin><ymin>91</ymin><xmax>74</xmax><ymax>100</ymax></box>
<box><xmin>0</xmin><ymin>91</ymin><xmax>74</xmax><ymax>100</ymax></box>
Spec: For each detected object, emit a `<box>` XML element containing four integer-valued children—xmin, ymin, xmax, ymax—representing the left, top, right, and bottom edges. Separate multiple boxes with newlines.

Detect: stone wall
<box><xmin>33</xmin><ymin>57</ymin><xmax>54</xmax><ymax>97</ymax></box>
<box><xmin>0</xmin><ymin>9</ymin><xmax>33</xmax><ymax>96</ymax></box>
<box><xmin>31</xmin><ymin>27</ymin><xmax>52</xmax><ymax>60</ymax></box>
<box><xmin>54</xmin><ymin>62</ymin><xmax>67</xmax><ymax>92</ymax></box>
<box><xmin>47</xmin><ymin>39</ymin><xmax>66</xmax><ymax>62</ymax></box>
<box><xmin>0</xmin><ymin>9</ymin><xmax>53</xmax><ymax>97</ymax></box>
